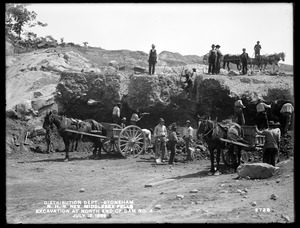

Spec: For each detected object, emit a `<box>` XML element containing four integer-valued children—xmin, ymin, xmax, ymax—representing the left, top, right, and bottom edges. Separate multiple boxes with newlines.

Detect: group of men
<box><xmin>153</xmin><ymin>118</ymin><xmax>194</xmax><ymax>164</ymax></box>
<box><xmin>234</xmin><ymin>96</ymin><xmax>294</xmax><ymax>166</ymax></box>
<box><xmin>207</xmin><ymin>44</ymin><xmax>223</xmax><ymax>75</ymax></box>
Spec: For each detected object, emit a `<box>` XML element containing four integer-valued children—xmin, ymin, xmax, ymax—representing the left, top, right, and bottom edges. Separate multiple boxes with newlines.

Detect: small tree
<box><xmin>5</xmin><ymin>3</ymin><xmax>47</xmax><ymax>40</ymax></box>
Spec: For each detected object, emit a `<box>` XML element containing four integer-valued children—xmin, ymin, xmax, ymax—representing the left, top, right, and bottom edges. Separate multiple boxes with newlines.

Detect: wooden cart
<box><xmin>219</xmin><ymin>125</ymin><xmax>265</xmax><ymax>169</ymax></box>
<box><xmin>66</xmin><ymin>123</ymin><xmax>146</xmax><ymax>158</ymax></box>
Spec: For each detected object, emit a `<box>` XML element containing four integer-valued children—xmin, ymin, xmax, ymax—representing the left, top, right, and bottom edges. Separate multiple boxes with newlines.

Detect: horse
<box><xmin>43</xmin><ymin>111</ymin><xmax>107</xmax><ymax>161</ymax></box>
<box><xmin>197</xmin><ymin>117</ymin><xmax>244</xmax><ymax>175</ymax></box>
<box><xmin>250</xmin><ymin>52</ymin><xmax>285</xmax><ymax>73</ymax></box>
<box><xmin>222</xmin><ymin>54</ymin><xmax>241</xmax><ymax>71</ymax></box>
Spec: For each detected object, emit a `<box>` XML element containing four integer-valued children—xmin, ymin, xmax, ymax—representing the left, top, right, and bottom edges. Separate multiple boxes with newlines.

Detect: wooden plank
<box><xmin>65</xmin><ymin>129</ymin><xmax>107</xmax><ymax>138</ymax></box>
<box><xmin>220</xmin><ymin>138</ymin><xmax>252</xmax><ymax>148</ymax></box>
<box><xmin>144</xmin><ymin>179</ymin><xmax>175</xmax><ymax>188</ymax></box>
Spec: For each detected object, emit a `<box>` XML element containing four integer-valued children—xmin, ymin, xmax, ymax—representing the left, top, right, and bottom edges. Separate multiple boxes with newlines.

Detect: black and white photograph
<box><xmin>5</xmin><ymin>2</ymin><xmax>294</xmax><ymax>223</ymax></box>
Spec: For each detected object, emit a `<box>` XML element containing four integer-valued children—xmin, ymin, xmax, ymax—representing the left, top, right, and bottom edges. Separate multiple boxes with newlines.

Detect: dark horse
<box><xmin>222</xmin><ymin>54</ymin><xmax>241</xmax><ymax>71</ymax></box>
<box><xmin>197</xmin><ymin>118</ymin><xmax>244</xmax><ymax>175</ymax></box>
<box><xmin>43</xmin><ymin>111</ymin><xmax>107</xmax><ymax>161</ymax></box>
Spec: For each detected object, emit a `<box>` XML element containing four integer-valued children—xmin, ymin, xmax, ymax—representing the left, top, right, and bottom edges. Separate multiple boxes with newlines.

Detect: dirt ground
<box><xmin>6</xmin><ymin>131</ymin><xmax>294</xmax><ymax>224</ymax></box>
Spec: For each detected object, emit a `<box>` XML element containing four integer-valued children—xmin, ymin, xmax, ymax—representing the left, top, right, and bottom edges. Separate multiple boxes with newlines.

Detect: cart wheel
<box><xmin>221</xmin><ymin>144</ymin><xmax>241</xmax><ymax>169</ymax></box>
<box><xmin>118</xmin><ymin>125</ymin><xmax>146</xmax><ymax>158</ymax></box>
<box><xmin>102</xmin><ymin>124</ymin><xmax>122</xmax><ymax>154</ymax></box>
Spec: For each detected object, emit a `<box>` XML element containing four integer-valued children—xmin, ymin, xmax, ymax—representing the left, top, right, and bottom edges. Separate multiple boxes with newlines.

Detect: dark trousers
<box><xmin>208</xmin><ymin>57</ymin><xmax>216</xmax><ymax>74</ymax></box>
<box><xmin>149</xmin><ymin>61</ymin><xmax>156</xmax><ymax>75</ymax></box>
<box><xmin>255</xmin><ymin>51</ymin><xmax>260</xmax><ymax>59</ymax></box>
<box><xmin>241</xmin><ymin>60</ymin><xmax>248</xmax><ymax>74</ymax></box>
<box><xmin>234</xmin><ymin>107</ymin><xmax>245</xmax><ymax>125</ymax></box>
<box><xmin>256</xmin><ymin>111</ymin><xmax>268</xmax><ymax>129</ymax></box>
<box><xmin>216</xmin><ymin>58</ymin><xmax>221</xmax><ymax>74</ymax></box>
<box><xmin>168</xmin><ymin>141</ymin><xmax>176</xmax><ymax>164</ymax></box>
<box><xmin>112</xmin><ymin>115</ymin><xmax>119</xmax><ymax>124</ymax></box>
<box><xmin>263</xmin><ymin>148</ymin><xmax>278</xmax><ymax>166</ymax></box>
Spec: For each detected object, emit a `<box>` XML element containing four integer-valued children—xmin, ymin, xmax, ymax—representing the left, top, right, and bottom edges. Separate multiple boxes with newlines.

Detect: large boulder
<box><xmin>237</xmin><ymin>163</ymin><xmax>279</xmax><ymax>179</ymax></box>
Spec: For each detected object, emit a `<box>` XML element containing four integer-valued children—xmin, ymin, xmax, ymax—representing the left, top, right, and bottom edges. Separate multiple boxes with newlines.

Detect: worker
<box><xmin>256</xmin><ymin>99</ymin><xmax>271</xmax><ymax>129</ymax></box>
<box><xmin>142</xmin><ymin>128</ymin><xmax>153</xmax><ymax>150</ymax></box>
<box><xmin>240</xmin><ymin>48</ymin><xmax>250</xmax><ymax>75</ymax></box>
<box><xmin>254</xmin><ymin>41</ymin><xmax>262</xmax><ymax>59</ymax></box>
<box><xmin>153</xmin><ymin>118</ymin><xmax>168</xmax><ymax>163</ymax></box>
<box><xmin>182</xmin><ymin>120</ymin><xmax>194</xmax><ymax>161</ymax></box>
<box><xmin>112</xmin><ymin>103</ymin><xmax>121</xmax><ymax>124</ymax></box>
<box><xmin>255</xmin><ymin>121</ymin><xmax>281</xmax><ymax>166</ymax></box>
<box><xmin>208</xmin><ymin>44</ymin><xmax>217</xmax><ymax>74</ymax></box>
<box><xmin>280</xmin><ymin>102</ymin><xmax>294</xmax><ymax>134</ymax></box>
<box><xmin>234</xmin><ymin>96</ymin><xmax>246</xmax><ymax>125</ymax></box>
<box><xmin>215</xmin><ymin>45</ymin><xmax>223</xmax><ymax>75</ymax></box>
<box><xmin>183</xmin><ymin>69</ymin><xmax>194</xmax><ymax>100</ymax></box>
<box><xmin>121</xmin><ymin>117</ymin><xmax>127</xmax><ymax>129</ymax></box>
<box><xmin>148</xmin><ymin>44</ymin><xmax>158</xmax><ymax>75</ymax></box>
<box><xmin>168</xmin><ymin>123</ymin><xmax>180</xmax><ymax>164</ymax></box>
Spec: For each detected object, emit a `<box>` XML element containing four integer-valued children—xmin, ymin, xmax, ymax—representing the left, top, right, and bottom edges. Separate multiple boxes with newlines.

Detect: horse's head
<box><xmin>43</xmin><ymin>111</ymin><xmax>54</xmax><ymax>130</ymax></box>
<box><xmin>197</xmin><ymin>116</ymin><xmax>213</xmax><ymax>139</ymax></box>
<box><xmin>280</xmin><ymin>52</ymin><xmax>286</xmax><ymax>61</ymax></box>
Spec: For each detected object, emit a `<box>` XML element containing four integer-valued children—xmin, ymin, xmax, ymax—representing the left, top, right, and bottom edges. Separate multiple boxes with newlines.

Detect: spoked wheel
<box><xmin>221</xmin><ymin>144</ymin><xmax>241</xmax><ymax>169</ymax></box>
<box><xmin>102</xmin><ymin>124</ymin><xmax>122</xmax><ymax>154</ymax></box>
<box><xmin>118</xmin><ymin>125</ymin><xmax>146</xmax><ymax>158</ymax></box>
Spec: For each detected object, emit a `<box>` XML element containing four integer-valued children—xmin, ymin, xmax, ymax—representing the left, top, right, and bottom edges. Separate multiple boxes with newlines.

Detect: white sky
<box><xmin>24</xmin><ymin>3</ymin><xmax>293</xmax><ymax>65</ymax></box>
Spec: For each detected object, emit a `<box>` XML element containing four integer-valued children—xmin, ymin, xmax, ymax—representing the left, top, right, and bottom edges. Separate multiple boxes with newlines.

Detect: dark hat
<box><xmin>269</xmin><ymin>121</ymin><xmax>280</xmax><ymax>126</ymax></box>
<box><xmin>152</xmin><ymin>44</ymin><xmax>155</xmax><ymax>47</ymax></box>
<box><xmin>257</xmin><ymin>41</ymin><xmax>260</xmax><ymax>43</ymax></box>
<box><xmin>242</xmin><ymin>48</ymin><xmax>246</xmax><ymax>51</ymax></box>
<box><xmin>211</xmin><ymin>44</ymin><xmax>215</xmax><ymax>47</ymax></box>
<box><xmin>216</xmin><ymin>45</ymin><xmax>220</xmax><ymax>48</ymax></box>
<box><xmin>159</xmin><ymin>118</ymin><xmax>165</xmax><ymax>122</ymax></box>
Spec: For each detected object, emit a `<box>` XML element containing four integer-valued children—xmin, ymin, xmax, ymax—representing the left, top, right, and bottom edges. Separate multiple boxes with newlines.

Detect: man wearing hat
<box><xmin>240</xmin><ymin>48</ymin><xmax>250</xmax><ymax>75</ymax></box>
<box><xmin>254</xmin><ymin>41</ymin><xmax>262</xmax><ymax>59</ymax></box>
<box><xmin>208</xmin><ymin>44</ymin><xmax>217</xmax><ymax>74</ymax></box>
<box><xmin>121</xmin><ymin>117</ymin><xmax>127</xmax><ymax>129</ymax></box>
<box><xmin>153</xmin><ymin>118</ymin><xmax>168</xmax><ymax>162</ymax></box>
<box><xmin>215</xmin><ymin>45</ymin><xmax>223</xmax><ymax>75</ymax></box>
<box><xmin>256</xmin><ymin>99</ymin><xmax>271</xmax><ymax>129</ymax></box>
<box><xmin>255</xmin><ymin>121</ymin><xmax>281</xmax><ymax>166</ymax></box>
<box><xmin>182</xmin><ymin>120</ymin><xmax>194</xmax><ymax>161</ymax></box>
<box><xmin>280</xmin><ymin>102</ymin><xmax>294</xmax><ymax>134</ymax></box>
<box><xmin>168</xmin><ymin>123</ymin><xmax>180</xmax><ymax>164</ymax></box>
<box><xmin>148</xmin><ymin>44</ymin><xmax>158</xmax><ymax>75</ymax></box>
<box><xmin>112</xmin><ymin>102</ymin><xmax>121</xmax><ymax>124</ymax></box>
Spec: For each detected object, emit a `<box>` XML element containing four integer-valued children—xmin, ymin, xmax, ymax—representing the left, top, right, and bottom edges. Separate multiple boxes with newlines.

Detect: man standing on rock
<box><xmin>215</xmin><ymin>45</ymin><xmax>223</xmax><ymax>75</ymax></box>
<box><xmin>148</xmin><ymin>44</ymin><xmax>158</xmax><ymax>75</ymax></box>
<box><xmin>112</xmin><ymin>103</ymin><xmax>121</xmax><ymax>124</ymax></box>
<box><xmin>208</xmin><ymin>44</ymin><xmax>217</xmax><ymax>74</ymax></box>
<box><xmin>254</xmin><ymin>41</ymin><xmax>262</xmax><ymax>59</ymax></box>
<box><xmin>280</xmin><ymin>102</ymin><xmax>294</xmax><ymax>134</ymax></box>
<box><xmin>240</xmin><ymin>48</ymin><xmax>250</xmax><ymax>75</ymax></box>
<box><xmin>256</xmin><ymin>99</ymin><xmax>271</xmax><ymax>129</ymax></box>
<box><xmin>255</xmin><ymin>121</ymin><xmax>281</xmax><ymax>166</ymax></box>
<box><xmin>234</xmin><ymin>96</ymin><xmax>246</xmax><ymax>125</ymax></box>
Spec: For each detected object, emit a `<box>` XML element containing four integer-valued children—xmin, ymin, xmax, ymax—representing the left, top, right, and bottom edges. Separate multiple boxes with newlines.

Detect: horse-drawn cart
<box><xmin>220</xmin><ymin>125</ymin><xmax>265</xmax><ymax>169</ymax></box>
<box><xmin>66</xmin><ymin>123</ymin><xmax>146</xmax><ymax>158</ymax></box>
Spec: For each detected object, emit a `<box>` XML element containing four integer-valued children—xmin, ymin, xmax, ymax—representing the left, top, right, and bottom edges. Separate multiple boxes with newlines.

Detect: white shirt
<box><xmin>142</xmin><ymin>129</ymin><xmax>151</xmax><ymax>142</ymax></box>
<box><xmin>256</xmin><ymin>103</ymin><xmax>271</xmax><ymax>113</ymax></box>
<box><xmin>280</xmin><ymin>103</ymin><xmax>294</xmax><ymax>113</ymax></box>
<box><xmin>112</xmin><ymin>106</ymin><xmax>120</xmax><ymax>117</ymax></box>
<box><xmin>183</xmin><ymin>126</ymin><xmax>193</xmax><ymax>139</ymax></box>
<box><xmin>153</xmin><ymin>124</ymin><xmax>167</xmax><ymax>138</ymax></box>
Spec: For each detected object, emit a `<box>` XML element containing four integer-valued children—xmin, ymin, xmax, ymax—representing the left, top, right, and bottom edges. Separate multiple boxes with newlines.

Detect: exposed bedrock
<box><xmin>55</xmin><ymin>72</ymin><xmax>293</xmax><ymax>129</ymax></box>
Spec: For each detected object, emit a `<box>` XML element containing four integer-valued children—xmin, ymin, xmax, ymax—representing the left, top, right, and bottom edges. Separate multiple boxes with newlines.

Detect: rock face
<box><xmin>237</xmin><ymin>163</ymin><xmax>279</xmax><ymax>179</ymax></box>
<box><xmin>6</xmin><ymin>45</ymin><xmax>294</xmax><ymax>130</ymax></box>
